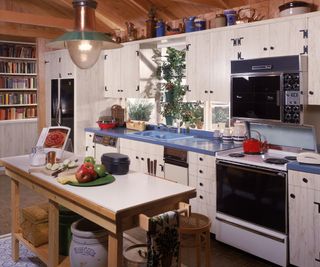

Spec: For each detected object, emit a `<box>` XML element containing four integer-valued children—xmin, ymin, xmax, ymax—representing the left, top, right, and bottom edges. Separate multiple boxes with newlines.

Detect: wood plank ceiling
<box><xmin>0</xmin><ymin>0</ymin><xmax>250</xmax><ymax>42</ymax></box>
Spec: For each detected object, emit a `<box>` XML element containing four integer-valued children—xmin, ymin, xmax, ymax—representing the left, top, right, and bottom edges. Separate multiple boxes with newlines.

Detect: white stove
<box><xmin>216</xmin><ymin>147</ymin><xmax>298</xmax><ymax>171</ymax></box>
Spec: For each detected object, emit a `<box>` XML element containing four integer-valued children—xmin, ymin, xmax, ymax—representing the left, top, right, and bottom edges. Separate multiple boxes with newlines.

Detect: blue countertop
<box><xmin>85</xmin><ymin>127</ymin><xmax>237</xmax><ymax>156</ymax></box>
<box><xmin>288</xmin><ymin>161</ymin><xmax>320</xmax><ymax>175</ymax></box>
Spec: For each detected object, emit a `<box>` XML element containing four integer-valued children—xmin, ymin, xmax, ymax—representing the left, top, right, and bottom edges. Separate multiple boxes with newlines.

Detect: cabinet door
<box><xmin>46</xmin><ymin>51</ymin><xmax>60</xmax><ymax>80</ymax></box>
<box><xmin>289</xmin><ymin>185</ymin><xmax>315</xmax><ymax>267</ymax></box>
<box><xmin>307</xmin><ymin>15</ymin><xmax>320</xmax><ymax>105</ymax></box>
<box><xmin>103</xmin><ymin>49</ymin><xmax>121</xmax><ymax>98</ymax></box>
<box><xmin>211</xmin><ymin>30</ymin><xmax>231</xmax><ymax>103</ymax></box>
<box><xmin>185</xmin><ymin>33</ymin><xmax>212</xmax><ymax>101</ymax></box>
<box><xmin>85</xmin><ymin>132</ymin><xmax>95</xmax><ymax>157</ymax></box>
<box><xmin>229</xmin><ymin>25</ymin><xmax>268</xmax><ymax>60</ymax></box>
<box><xmin>59</xmin><ymin>50</ymin><xmax>75</xmax><ymax>79</ymax></box>
<box><xmin>315</xmin><ymin>192</ymin><xmax>320</xmax><ymax>266</ymax></box>
<box><xmin>268</xmin><ymin>18</ymin><xmax>307</xmax><ymax>57</ymax></box>
<box><xmin>120</xmin><ymin>43</ymin><xmax>140</xmax><ymax>98</ymax></box>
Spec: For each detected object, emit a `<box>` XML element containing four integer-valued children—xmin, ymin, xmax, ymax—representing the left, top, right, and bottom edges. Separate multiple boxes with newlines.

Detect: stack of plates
<box><xmin>232</xmin><ymin>135</ymin><xmax>246</xmax><ymax>144</ymax></box>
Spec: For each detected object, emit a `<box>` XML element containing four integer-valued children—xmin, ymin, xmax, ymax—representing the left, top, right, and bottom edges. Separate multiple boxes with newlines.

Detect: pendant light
<box><xmin>48</xmin><ymin>0</ymin><xmax>122</xmax><ymax>69</ymax></box>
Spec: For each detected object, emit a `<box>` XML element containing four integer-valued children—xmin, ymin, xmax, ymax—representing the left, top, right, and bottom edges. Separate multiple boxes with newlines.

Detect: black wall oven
<box><xmin>216</xmin><ymin>160</ymin><xmax>287</xmax><ymax>234</ymax></box>
<box><xmin>231</xmin><ymin>55</ymin><xmax>307</xmax><ymax>124</ymax></box>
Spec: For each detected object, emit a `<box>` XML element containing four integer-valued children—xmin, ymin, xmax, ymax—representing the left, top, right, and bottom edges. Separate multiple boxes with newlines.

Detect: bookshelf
<box><xmin>0</xmin><ymin>41</ymin><xmax>37</xmax><ymax>121</ymax></box>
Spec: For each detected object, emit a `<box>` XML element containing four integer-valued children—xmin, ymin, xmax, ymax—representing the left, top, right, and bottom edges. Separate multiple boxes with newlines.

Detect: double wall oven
<box><xmin>231</xmin><ymin>55</ymin><xmax>307</xmax><ymax>124</ymax></box>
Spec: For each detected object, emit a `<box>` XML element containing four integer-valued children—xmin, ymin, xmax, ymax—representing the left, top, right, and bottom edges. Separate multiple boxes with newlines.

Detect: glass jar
<box><xmin>29</xmin><ymin>146</ymin><xmax>46</xmax><ymax>166</ymax></box>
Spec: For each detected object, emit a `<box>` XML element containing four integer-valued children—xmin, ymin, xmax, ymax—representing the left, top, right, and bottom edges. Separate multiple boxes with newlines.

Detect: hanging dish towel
<box><xmin>147</xmin><ymin>211</ymin><xmax>180</xmax><ymax>267</ymax></box>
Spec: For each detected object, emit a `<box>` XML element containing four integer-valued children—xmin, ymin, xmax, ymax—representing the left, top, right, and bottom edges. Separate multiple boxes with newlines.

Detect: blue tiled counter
<box><xmin>288</xmin><ymin>161</ymin><xmax>320</xmax><ymax>175</ymax></box>
<box><xmin>85</xmin><ymin>127</ymin><xmax>237</xmax><ymax>156</ymax></box>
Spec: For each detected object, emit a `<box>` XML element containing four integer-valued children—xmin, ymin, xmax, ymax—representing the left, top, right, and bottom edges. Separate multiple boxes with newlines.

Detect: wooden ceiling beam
<box><xmin>0</xmin><ymin>22</ymin><xmax>64</xmax><ymax>39</ymax></box>
<box><xmin>0</xmin><ymin>9</ymin><xmax>74</xmax><ymax>30</ymax></box>
<box><xmin>172</xmin><ymin>0</ymin><xmax>229</xmax><ymax>9</ymax></box>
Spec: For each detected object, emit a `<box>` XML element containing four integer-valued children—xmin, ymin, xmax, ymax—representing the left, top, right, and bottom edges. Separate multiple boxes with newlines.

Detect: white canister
<box><xmin>279</xmin><ymin>1</ymin><xmax>311</xmax><ymax>17</ymax></box>
<box><xmin>69</xmin><ymin>219</ymin><xmax>108</xmax><ymax>267</ymax></box>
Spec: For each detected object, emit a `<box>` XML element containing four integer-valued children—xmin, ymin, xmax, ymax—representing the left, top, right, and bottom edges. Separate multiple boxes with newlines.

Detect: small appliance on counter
<box><xmin>101</xmin><ymin>153</ymin><xmax>130</xmax><ymax>175</ymax></box>
<box><xmin>279</xmin><ymin>1</ymin><xmax>311</xmax><ymax>17</ymax></box>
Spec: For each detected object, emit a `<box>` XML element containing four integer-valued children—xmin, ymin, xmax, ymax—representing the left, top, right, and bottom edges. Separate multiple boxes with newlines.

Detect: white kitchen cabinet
<box><xmin>46</xmin><ymin>50</ymin><xmax>75</xmax><ymax>80</ymax></box>
<box><xmin>120</xmin><ymin>43</ymin><xmax>140</xmax><ymax>98</ymax></box>
<box><xmin>103</xmin><ymin>49</ymin><xmax>121</xmax><ymax>98</ymax></box>
<box><xmin>188</xmin><ymin>151</ymin><xmax>216</xmax><ymax>233</ymax></box>
<box><xmin>288</xmin><ymin>170</ymin><xmax>320</xmax><ymax>267</ymax></box>
<box><xmin>307</xmin><ymin>15</ymin><xmax>320</xmax><ymax>105</ymax></box>
<box><xmin>85</xmin><ymin>132</ymin><xmax>95</xmax><ymax>158</ymax></box>
<box><xmin>185</xmin><ymin>32</ymin><xmax>212</xmax><ymax>101</ymax></box>
<box><xmin>119</xmin><ymin>138</ymin><xmax>164</xmax><ymax>177</ymax></box>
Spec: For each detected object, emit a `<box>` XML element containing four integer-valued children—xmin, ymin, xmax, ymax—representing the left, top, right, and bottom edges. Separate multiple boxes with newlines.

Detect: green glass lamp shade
<box><xmin>48</xmin><ymin>31</ymin><xmax>122</xmax><ymax>69</ymax></box>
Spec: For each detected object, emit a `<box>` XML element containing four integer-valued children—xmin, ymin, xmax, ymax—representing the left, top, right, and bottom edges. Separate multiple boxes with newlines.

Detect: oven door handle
<box><xmin>276</xmin><ymin>90</ymin><xmax>280</xmax><ymax>106</ymax></box>
<box><xmin>251</xmin><ymin>64</ymin><xmax>273</xmax><ymax>71</ymax></box>
<box><xmin>216</xmin><ymin>217</ymin><xmax>286</xmax><ymax>243</ymax></box>
<box><xmin>216</xmin><ymin>160</ymin><xmax>286</xmax><ymax>177</ymax></box>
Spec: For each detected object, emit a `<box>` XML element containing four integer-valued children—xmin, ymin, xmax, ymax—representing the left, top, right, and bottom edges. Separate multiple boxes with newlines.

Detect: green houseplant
<box><xmin>128</xmin><ymin>99</ymin><xmax>154</xmax><ymax>121</ymax></box>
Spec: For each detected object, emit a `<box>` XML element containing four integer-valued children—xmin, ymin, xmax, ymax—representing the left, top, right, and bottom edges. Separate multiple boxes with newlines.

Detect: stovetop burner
<box><xmin>229</xmin><ymin>153</ymin><xmax>245</xmax><ymax>158</ymax></box>
<box><xmin>284</xmin><ymin>156</ymin><xmax>297</xmax><ymax>161</ymax></box>
<box><xmin>264</xmin><ymin>158</ymin><xmax>289</xmax><ymax>165</ymax></box>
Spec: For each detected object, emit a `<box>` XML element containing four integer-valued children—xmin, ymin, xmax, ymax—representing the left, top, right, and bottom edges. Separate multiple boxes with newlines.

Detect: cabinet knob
<box><xmin>290</xmin><ymin>194</ymin><xmax>295</xmax><ymax>199</ymax></box>
<box><xmin>270</xmin><ymin>46</ymin><xmax>274</xmax><ymax>50</ymax></box>
<box><xmin>309</xmin><ymin>91</ymin><xmax>314</xmax><ymax>95</ymax></box>
<box><xmin>141</xmin><ymin>157</ymin><xmax>144</xmax><ymax>161</ymax></box>
<box><xmin>199</xmin><ymin>157</ymin><xmax>203</xmax><ymax>161</ymax></box>
<box><xmin>263</xmin><ymin>47</ymin><xmax>268</xmax><ymax>51</ymax></box>
<box><xmin>199</xmin><ymin>170</ymin><xmax>203</xmax><ymax>174</ymax></box>
<box><xmin>204</xmin><ymin>90</ymin><xmax>208</xmax><ymax>94</ymax></box>
<box><xmin>68</xmin><ymin>72</ymin><xmax>72</xmax><ymax>75</ymax></box>
<box><xmin>199</xmin><ymin>182</ymin><xmax>203</xmax><ymax>186</ymax></box>
<box><xmin>199</xmin><ymin>195</ymin><xmax>203</xmax><ymax>200</ymax></box>
<box><xmin>302</xmin><ymin>178</ymin><xmax>308</xmax><ymax>183</ymax></box>
<box><xmin>136</xmin><ymin>156</ymin><xmax>139</xmax><ymax>159</ymax></box>
<box><xmin>210</xmin><ymin>90</ymin><xmax>213</xmax><ymax>94</ymax></box>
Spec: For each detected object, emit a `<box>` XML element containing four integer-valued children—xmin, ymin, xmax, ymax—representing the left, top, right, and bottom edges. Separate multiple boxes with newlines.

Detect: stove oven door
<box><xmin>216</xmin><ymin>160</ymin><xmax>287</xmax><ymax>233</ymax></box>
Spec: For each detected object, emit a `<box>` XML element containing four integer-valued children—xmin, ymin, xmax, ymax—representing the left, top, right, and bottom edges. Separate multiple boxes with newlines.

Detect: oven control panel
<box><xmin>93</xmin><ymin>134</ymin><xmax>118</xmax><ymax>147</ymax></box>
<box><xmin>283</xmin><ymin>73</ymin><xmax>301</xmax><ymax>124</ymax></box>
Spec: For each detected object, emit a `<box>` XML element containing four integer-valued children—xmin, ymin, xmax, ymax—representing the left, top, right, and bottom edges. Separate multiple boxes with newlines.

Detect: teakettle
<box><xmin>243</xmin><ymin>130</ymin><xmax>268</xmax><ymax>154</ymax></box>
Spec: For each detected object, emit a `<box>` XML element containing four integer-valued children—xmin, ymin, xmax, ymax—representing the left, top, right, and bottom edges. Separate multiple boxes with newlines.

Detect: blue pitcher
<box><xmin>184</xmin><ymin>16</ymin><xmax>196</xmax><ymax>33</ymax></box>
<box><xmin>156</xmin><ymin>20</ymin><xmax>166</xmax><ymax>37</ymax></box>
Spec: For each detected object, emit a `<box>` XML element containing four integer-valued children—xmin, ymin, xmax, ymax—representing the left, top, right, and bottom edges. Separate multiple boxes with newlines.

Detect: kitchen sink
<box><xmin>131</xmin><ymin>130</ymin><xmax>193</xmax><ymax>141</ymax></box>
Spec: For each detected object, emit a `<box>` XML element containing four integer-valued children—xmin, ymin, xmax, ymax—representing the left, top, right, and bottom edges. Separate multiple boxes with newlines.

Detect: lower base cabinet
<box><xmin>288</xmin><ymin>170</ymin><xmax>320</xmax><ymax>267</ymax></box>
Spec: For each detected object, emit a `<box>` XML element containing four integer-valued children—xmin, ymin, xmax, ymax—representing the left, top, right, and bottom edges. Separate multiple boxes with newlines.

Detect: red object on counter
<box><xmin>243</xmin><ymin>130</ymin><xmax>268</xmax><ymax>154</ymax></box>
<box><xmin>97</xmin><ymin>121</ymin><xmax>117</xmax><ymax>130</ymax></box>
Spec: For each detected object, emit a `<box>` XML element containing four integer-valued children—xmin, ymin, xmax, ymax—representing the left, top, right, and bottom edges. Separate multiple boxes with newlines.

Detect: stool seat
<box><xmin>179</xmin><ymin>213</ymin><xmax>211</xmax><ymax>267</ymax></box>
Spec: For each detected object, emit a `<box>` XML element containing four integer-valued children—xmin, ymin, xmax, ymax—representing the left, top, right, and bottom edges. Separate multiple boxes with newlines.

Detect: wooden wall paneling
<box><xmin>37</xmin><ymin>38</ymin><xmax>51</xmax><ymax>134</ymax></box>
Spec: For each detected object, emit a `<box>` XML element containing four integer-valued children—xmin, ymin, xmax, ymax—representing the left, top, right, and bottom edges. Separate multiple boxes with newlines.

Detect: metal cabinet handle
<box><xmin>290</xmin><ymin>194</ymin><xmax>295</xmax><ymax>199</ymax></box>
<box><xmin>210</xmin><ymin>90</ymin><xmax>213</xmax><ymax>94</ymax></box>
<box><xmin>44</xmin><ymin>60</ymin><xmax>49</xmax><ymax>64</ymax></box>
<box><xmin>314</xmin><ymin>202</ymin><xmax>320</xmax><ymax>213</ymax></box>
<box><xmin>85</xmin><ymin>146</ymin><xmax>88</xmax><ymax>151</ymax></box>
<box><xmin>136</xmin><ymin>85</ymin><xmax>139</xmax><ymax>91</ymax></box>
<box><xmin>302</xmin><ymin>178</ymin><xmax>308</xmax><ymax>183</ymax></box>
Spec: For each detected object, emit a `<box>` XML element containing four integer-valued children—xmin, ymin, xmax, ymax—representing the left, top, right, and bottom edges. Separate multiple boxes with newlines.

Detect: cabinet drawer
<box><xmin>197</xmin><ymin>177</ymin><xmax>215</xmax><ymax>194</ymax></box>
<box><xmin>289</xmin><ymin>170</ymin><xmax>320</xmax><ymax>191</ymax></box>
<box><xmin>119</xmin><ymin>138</ymin><xmax>132</xmax><ymax>150</ymax></box>
<box><xmin>197</xmin><ymin>166</ymin><xmax>215</xmax><ymax>180</ymax></box>
<box><xmin>189</xmin><ymin>152</ymin><xmax>215</xmax><ymax>167</ymax></box>
<box><xmin>196</xmin><ymin>189</ymin><xmax>215</xmax><ymax>206</ymax></box>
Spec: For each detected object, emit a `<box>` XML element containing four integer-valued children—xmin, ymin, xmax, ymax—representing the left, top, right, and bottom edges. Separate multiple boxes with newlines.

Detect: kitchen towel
<box><xmin>147</xmin><ymin>211</ymin><xmax>180</xmax><ymax>267</ymax></box>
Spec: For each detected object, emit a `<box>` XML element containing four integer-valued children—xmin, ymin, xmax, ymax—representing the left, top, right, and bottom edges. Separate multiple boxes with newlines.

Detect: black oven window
<box><xmin>232</xmin><ymin>76</ymin><xmax>281</xmax><ymax>120</ymax></box>
<box><xmin>217</xmin><ymin>162</ymin><xmax>286</xmax><ymax>233</ymax></box>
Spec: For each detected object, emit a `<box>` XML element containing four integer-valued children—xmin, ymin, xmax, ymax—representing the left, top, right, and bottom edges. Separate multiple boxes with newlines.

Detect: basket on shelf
<box><xmin>111</xmin><ymin>105</ymin><xmax>125</xmax><ymax>126</ymax></box>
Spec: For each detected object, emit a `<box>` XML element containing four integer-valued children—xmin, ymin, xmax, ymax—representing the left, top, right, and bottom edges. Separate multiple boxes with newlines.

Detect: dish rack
<box><xmin>126</xmin><ymin>120</ymin><xmax>146</xmax><ymax>131</ymax></box>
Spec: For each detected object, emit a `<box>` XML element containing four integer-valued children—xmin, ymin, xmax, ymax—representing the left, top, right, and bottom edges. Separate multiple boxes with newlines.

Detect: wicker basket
<box><xmin>126</xmin><ymin>121</ymin><xmax>146</xmax><ymax>131</ymax></box>
<box><xmin>111</xmin><ymin>105</ymin><xmax>125</xmax><ymax>126</ymax></box>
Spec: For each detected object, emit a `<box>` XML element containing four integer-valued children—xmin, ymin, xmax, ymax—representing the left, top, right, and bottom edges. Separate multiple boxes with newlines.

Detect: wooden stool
<box><xmin>179</xmin><ymin>213</ymin><xmax>211</xmax><ymax>267</ymax></box>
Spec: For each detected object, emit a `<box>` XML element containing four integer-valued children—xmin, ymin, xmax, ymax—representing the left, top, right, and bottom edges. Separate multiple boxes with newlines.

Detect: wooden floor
<box><xmin>0</xmin><ymin>174</ymin><xmax>276</xmax><ymax>267</ymax></box>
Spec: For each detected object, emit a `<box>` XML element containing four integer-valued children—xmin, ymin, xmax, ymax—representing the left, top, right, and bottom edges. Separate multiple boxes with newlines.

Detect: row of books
<box><xmin>0</xmin><ymin>61</ymin><xmax>37</xmax><ymax>74</ymax></box>
<box><xmin>0</xmin><ymin>77</ymin><xmax>37</xmax><ymax>89</ymax></box>
<box><xmin>0</xmin><ymin>107</ymin><xmax>37</xmax><ymax>120</ymax></box>
<box><xmin>0</xmin><ymin>44</ymin><xmax>36</xmax><ymax>58</ymax></box>
<box><xmin>0</xmin><ymin>93</ymin><xmax>37</xmax><ymax>105</ymax></box>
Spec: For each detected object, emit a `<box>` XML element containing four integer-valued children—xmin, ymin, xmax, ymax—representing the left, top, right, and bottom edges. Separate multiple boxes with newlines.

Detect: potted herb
<box><xmin>128</xmin><ymin>99</ymin><xmax>154</xmax><ymax>121</ymax></box>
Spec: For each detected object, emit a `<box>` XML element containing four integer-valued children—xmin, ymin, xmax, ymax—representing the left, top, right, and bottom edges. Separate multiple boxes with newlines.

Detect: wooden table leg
<box><xmin>48</xmin><ymin>200</ymin><xmax>59</xmax><ymax>267</ymax></box>
<box><xmin>108</xmin><ymin>232</ymin><xmax>123</xmax><ymax>267</ymax></box>
<box><xmin>11</xmin><ymin>179</ymin><xmax>20</xmax><ymax>261</ymax></box>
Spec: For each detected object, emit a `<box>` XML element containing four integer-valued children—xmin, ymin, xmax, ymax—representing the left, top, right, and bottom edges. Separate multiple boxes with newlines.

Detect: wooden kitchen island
<box><xmin>0</xmin><ymin>155</ymin><xmax>196</xmax><ymax>267</ymax></box>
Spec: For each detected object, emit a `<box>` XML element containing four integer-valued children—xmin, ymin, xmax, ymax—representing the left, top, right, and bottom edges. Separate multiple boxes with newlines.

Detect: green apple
<box><xmin>94</xmin><ymin>164</ymin><xmax>106</xmax><ymax>177</ymax></box>
<box><xmin>84</xmin><ymin>156</ymin><xmax>95</xmax><ymax>165</ymax></box>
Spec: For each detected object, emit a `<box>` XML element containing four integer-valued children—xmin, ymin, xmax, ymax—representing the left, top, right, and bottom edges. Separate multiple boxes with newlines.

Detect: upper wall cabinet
<box><xmin>103</xmin><ymin>43</ymin><xmax>157</xmax><ymax>98</ymax></box>
<box><xmin>45</xmin><ymin>50</ymin><xmax>75</xmax><ymax>80</ymax></box>
<box><xmin>307</xmin><ymin>14</ymin><xmax>320</xmax><ymax>105</ymax></box>
<box><xmin>228</xmin><ymin>18</ymin><xmax>307</xmax><ymax>60</ymax></box>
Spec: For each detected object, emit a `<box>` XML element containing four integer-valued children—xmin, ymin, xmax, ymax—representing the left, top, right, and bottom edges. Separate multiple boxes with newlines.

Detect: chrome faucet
<box><xmin>157</xmin><ymin>123</ymin><xmax>174</xmax><ymax>132</ymax></box>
